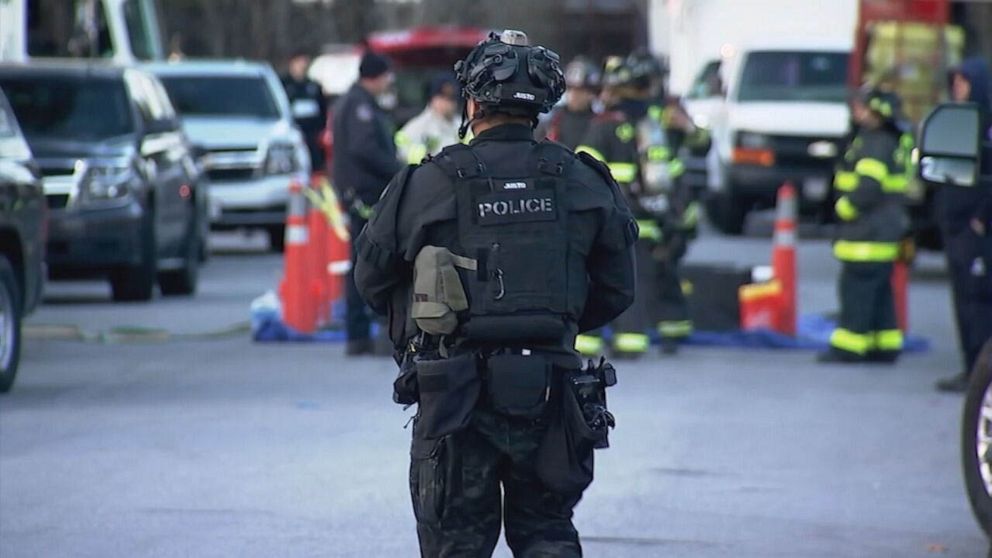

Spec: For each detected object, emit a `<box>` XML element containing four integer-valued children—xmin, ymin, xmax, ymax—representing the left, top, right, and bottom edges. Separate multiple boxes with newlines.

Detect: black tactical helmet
<box><xmin>564</xmin><ymin>56</ymin><xmax>602</xmax><ymax>90</ymax></box>
<box><xmin>454</xmin><ymin>30</ymin><xmax>565</xmax><ymax>121</ymax></box>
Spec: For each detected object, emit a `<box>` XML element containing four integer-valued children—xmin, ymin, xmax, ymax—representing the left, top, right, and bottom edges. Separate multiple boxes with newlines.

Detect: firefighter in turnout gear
<box><xmin>395</xmin><ymin>73</ymin><xmax>461</xmax><ymax>164</ymax></box>
<box><xmin>819</xmin><ymin>88</ymin><xmax>911</xmax><ymax>364</ymax></box>
<box><xmin>353</xmin><ymin>30</ymin><xmax>636</xmax><ymax>557</ymax></box>
<box><xmin>576</xmin><ymin>53</ymin><xmax>697</xmax><ymax>356</ymax></box>
<box><xmin>535</xmin><ymin>57</ymin><xmax>601</xmax><ymax>149</ymax></box>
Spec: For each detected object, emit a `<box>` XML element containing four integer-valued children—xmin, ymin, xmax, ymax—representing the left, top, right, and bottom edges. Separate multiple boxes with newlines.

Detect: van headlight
<box><xmin>80</xmin><ymin>159</ymin><xmax>136</xmax><ymax>201</ymax></box>
<box><xmin>264</xmin><ymin>143</ymin><xmax>298</xmax><ymax>175</ymax></box>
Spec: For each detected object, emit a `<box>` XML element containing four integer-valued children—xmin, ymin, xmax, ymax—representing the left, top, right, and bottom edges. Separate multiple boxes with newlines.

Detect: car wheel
<box><xmin>111</xmin><ymin>212</ymin><xmax>157</xmax><ymax>302</ymax></box>
<box><xmin>0</xmin><ymin>255</ymin><xmax>22</xmax><ymax>394</ymax></box>
<box><xmin>962</xmin><ymin>339</ymin><xmax>992</xmax><ymax>538</ymax></box>
<box><xmin>159</xmin><ymin>222</ymin><xmax>200</xmax><ymax>296</ymax></box>
<box><xmin>705</xmin><ymin>189</ymin><xmax>747</xmax><ymax>235</ymax></box>
<box><xmin>267</xmin><ymin>225</ymin><xmax>286</xmax><ymax>253</ymax></box>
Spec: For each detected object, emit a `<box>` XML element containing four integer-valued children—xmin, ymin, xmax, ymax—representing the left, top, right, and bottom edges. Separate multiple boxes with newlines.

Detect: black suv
<box><xmin>0</xmin><ymin>88</ymin><xmax>45</xmax><ymax>393</ymax></box>
<box><xmin>0</xmin><ymin>63</ymin><xmax>207</xmax><ymax>302</ymax></box>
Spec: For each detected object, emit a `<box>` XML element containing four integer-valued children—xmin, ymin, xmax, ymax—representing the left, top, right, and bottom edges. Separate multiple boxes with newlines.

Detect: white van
<box><xmin>706</xmin><ymin>40</ymin><xmax>851</xmax><ymax>234</ymax></box>
<box><xmin>0</xmin><ymin>0</ymin><xmax>163</xmax><ymax>63</ymax></box>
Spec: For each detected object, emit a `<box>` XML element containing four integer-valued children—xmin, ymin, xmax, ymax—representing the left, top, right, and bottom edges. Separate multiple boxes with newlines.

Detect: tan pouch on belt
<box><xmin>411</xmin><ymin>246</ymin><xmax>477</xmax><ymax>335</ymax></box>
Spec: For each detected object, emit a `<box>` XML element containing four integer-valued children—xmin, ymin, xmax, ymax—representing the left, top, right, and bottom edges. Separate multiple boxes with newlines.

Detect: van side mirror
<box><xmin>918</xmin><ymin>103</ymin><xmax>981</xmax><ymax>187</ymax></box>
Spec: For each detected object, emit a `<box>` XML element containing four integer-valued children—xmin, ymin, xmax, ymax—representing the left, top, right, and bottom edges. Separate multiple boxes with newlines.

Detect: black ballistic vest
<box><xmin>431</xmin><ymin>142</ymin><xmax>580</xmax><ymax>344</ymax></box>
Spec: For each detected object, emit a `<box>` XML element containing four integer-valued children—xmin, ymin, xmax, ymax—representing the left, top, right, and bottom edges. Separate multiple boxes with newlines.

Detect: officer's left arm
<box><xmin>354</xmin><ymin>167</ymin><xmax>415</xmax><ymax>314</ymax></box>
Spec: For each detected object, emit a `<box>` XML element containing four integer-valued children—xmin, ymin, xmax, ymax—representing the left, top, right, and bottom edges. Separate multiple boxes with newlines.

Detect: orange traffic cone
<box><xmin>324</xmin><ymin>186</ymin><xmax>350</xmax><ymax>307</ymax></box>
<box><xmin>307</xmin><ymin>173</ymin><xmax>330</xmax><ymax>325</ymax></box>
<box><xmin>771</xmin><ymin>182</ymin><xmax>797</xmax><ymax>336</ymax></box>
<box><xmin>279</xmin><ymin>176</ymin><xmax>317</xmax><ymax>333</ymax></box>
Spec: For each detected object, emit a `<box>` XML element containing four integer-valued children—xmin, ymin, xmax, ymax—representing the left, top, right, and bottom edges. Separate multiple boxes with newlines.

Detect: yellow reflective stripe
<box><xmin>835</xmin><ymin>196</ymin><xmax>859</xmax><ymax>221</ymax></box>
<box><xmin>608</xmin><ymin>162</ymin><xmax>637</xmax><ymax>183</ymax></box>
<box><xmin>669</xmin><ymin>158</ymin><xmax>685</xmax><ymax>178</ymax></box>
<box><xmin>646</xmin><ymin>145</ymin><xmax>671</xmax><ymax>161</ymax></box>
<box><xmin>575</xmin><ymin>334</ymin><xmax>604</xmax><ymax>356</ymax></box>
<box><xmin>613</xmin><ymin>332</ymin><xmax>650</xmax><ymax>353</ymax></box>
<box><xmin>680</xmin><ymin>279</ymin><xmax>693</xmax><ymax>296</ymax></box>
<box><xmin>615</xmin><ymin>123</ymin><xmax>635</xmax><ymax>143</ymax></box>
<box><xmin>834</xmin><ymin>171</ymin><xmax>858</xmax><ymax>192</ymax></box>
<box><xmin>854</xmin><ymin>158</ymin><xmax>889</xmax><ymax>185</ymax></box>
<box><xmin>833</xmin><ymin>240</ymin><xmax>900</xmax><ymax>262</ymax></box>
<box><xmin>648</xmin><ymin>105</ymin><xmax>663</xmax><ymax>121</ymax></box>
<box><xmin>404</xmin><ymin>144</ymin><xmax>428</xmax><ymax>164</ymax></box>
<box><xmin>658</xmin><ymin>320</ymin><xmax>693</xmax><ymax>337</ymax></box>
<box><xmin>830</xmin><ymin>328</ymin><xmax>871</xmax><ymax>355</ymax></box>
<box><xmin>636</xmin><ymin>219</ymin><xmax>662</xmax><ymax>241</ymax></box>
<box><xmin>681</xmin><ymin>201</ymin><xmax>700</xmax><ymax>229</ymax></box>
<box><xmin>874</xmin><ymin>329</ymin><xmax>904</xmax><ymax>351</ymax></box>
<box><xmin>394</xmin><ymin>131</ymin><xmax>410</xmax><ymax>146</ymax></box>
<box><xmin>882</xmin><ymin>174</ymin><xmax>907</xmax><ymax>193</ymax></box>
<box><xmin>576</xmin><ymin>145</ymin><xmax>606</xmax><ymax>162</ymax></box>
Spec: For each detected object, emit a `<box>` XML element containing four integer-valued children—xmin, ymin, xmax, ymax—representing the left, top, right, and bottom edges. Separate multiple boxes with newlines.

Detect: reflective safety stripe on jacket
<box><xmin>575</xmin><ymin>334</ymin><xmax>604</xmax><ymax>356</ymax></box>
<box><xmin>636</xmin><ymin>219</ymin><xmax>662</xmax><ymax>241</ymax></box>
<box><xmin>613</xmin><ymin>332</ymin><xmax>650</xmax><ymax>353</ymax></box>
<box><xmin>833</xmin><ymin>240</ymin><xmax>900</xmax><ymax>262</ymax></box>
<box><xmin>658</xmin><ymin>320</ymin><xmax>693</xmax><ymax>338</ymax></box>
<box><xmin>576</xmin><ymin>145</ymin><xmax>637</xmax><ymax>184</ymax></box>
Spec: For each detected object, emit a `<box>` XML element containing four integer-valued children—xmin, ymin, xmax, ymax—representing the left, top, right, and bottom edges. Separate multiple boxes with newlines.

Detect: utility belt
<box><xmin>395</xmin><ymin>339</ymin><xmax>617</xmax><ymax>493</ymax></box>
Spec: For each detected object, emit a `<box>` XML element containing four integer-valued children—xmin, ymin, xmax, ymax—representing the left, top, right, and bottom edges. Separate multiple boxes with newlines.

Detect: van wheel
<box><xmin>111</xmin><ymin>213</ymin><xmax>156</xmax><ymax>302</ymax></box>
<box><xmin>706</xmin><ymin>190</ymin><xmax>747</xmax><ymax>235</ymax></box>
<box><xmin>159</xmin><ymin>221</ymin><xmax>200</xmax><ymax>296</ymax></box>
<box><xmin>0</xmin><ymin>255</ymin><xmax>22</xmax><ymax>394</ymax></box>
<box><xmin>267</xmin><ymin>225</ymin><xmax>286</xmax><ymax>253</ymax></box>
<box><xmin>963</xmin><ymin>340</ymin><xmax>992</xmax><ymax>538</ymax></box>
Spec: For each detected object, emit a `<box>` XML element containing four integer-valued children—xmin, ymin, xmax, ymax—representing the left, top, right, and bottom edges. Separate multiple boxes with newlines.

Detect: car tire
<box><xmin>267</xmin><ymin>225</ymin><xmax>286</xmax><ymax>253</ymax></box>
<box><xmin>111</xmin><ymin>211</ymin><xmax>157</xmax><ymax>302</ymax></box>
<box><xmin>962</xmin><ymin>339</ymin><xmax>992</xmax><ymax>538</ymax></box>
<box><xmin>706</xmin><ymin>189</ymin><xmax>747</xmax><ymax>235</ymax></box>
<box><xmin>0</xmin><ymin>254</ymin><xmax>22</xmax><ymax>394</ymax></box>
<box><xmin>159</xmin><ymin>221</ymin><xmax>200</xmax><ymax>296</ymax></box>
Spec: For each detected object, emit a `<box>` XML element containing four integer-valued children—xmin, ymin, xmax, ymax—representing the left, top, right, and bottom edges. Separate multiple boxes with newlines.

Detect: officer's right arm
<box><xmin>579</xmin><ymin>173</ymin><xmax>637</xmax><ymax>332</ymax></box>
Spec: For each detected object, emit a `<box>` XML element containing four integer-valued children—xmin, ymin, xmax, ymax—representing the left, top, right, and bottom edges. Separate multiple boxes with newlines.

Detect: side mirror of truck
<box><xmin>918</xmin><ymin>103</ymin><xmax>982</xmax><ymax>187</ymax></box>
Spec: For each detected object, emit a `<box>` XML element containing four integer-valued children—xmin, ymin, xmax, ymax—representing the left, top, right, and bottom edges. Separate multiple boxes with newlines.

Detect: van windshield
<box><xmin>0</xmin><ymin>76</ymin><xmax>135</xmax><ymax>141</ymax></box>
<box><xmin>159</xmin><ymin>76</ymin><xmax>280</xmax><ymax>119</ymax></box>
<box><xmin>736</xmin><ymin>51</ymin><xmax>849</xmax><ymax>103</ymax></box>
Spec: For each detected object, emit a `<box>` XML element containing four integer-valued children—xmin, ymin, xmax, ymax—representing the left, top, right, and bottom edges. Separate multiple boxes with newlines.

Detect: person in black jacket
<box><xmin>332</xmin><ymin>50</ymin><xmax>402</xmax><ymax>356</ymax></box>
<box><xmin>354</xmin><ymin>30</ymin><xmax>635</xmax><ymax>557</ymax></box>
<box><xmin>935</xmin><ymin>57</ymin><xmax>992</xmax><ymax>392</ymax></box>
<box><xmin>282</xmin><ymin>51</ymin><xmax>328</xmax><ymax>172</ymax></box>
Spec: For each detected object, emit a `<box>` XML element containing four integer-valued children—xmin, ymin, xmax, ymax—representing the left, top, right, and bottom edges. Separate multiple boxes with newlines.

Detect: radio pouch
<box><xmin>485</xmin><ymin>354</ymin><xmax>550</xmax><ymax>419</ymax></box>
<box><xmin>415</xmin><ymin>353</ymin><xmax>480</xmax><ymax>439</ymax></box>
<box><xmin>411</xmin><ymin>246</ymin><xmax>477</xmax><ymax>336</ymax></box>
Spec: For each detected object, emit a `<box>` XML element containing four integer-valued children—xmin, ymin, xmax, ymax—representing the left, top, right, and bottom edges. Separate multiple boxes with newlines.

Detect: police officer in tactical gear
<box><xmin>935</xmin><ymin>57</ymin><xmax>992</xmax><ymax>392</ymax></box>
<box><xmin>354</xmin><ymin>30</ymin><xmax>636</xmax><ymax>557</ymax></box>
<box><xmin>576</xmin><ymin>53</ymin><xmax>698</xmax><ymax>356</ymax></box>
<box><xmin>332</xmin><ymin>50</ymin><xmax>403</xmax><ymax>356</ymax></box>
<box><xmin>535</xmin><ymin>56</ymin><xmax>601</xmax><ymax>149</ymax></box>
<box><xmin>819</xmin><ymin>87</ymin><xmax>912</xmax><ymax>364</ymax></box>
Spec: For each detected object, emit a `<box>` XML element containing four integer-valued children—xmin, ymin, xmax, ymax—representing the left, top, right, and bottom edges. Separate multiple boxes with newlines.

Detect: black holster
<box><xmin>535</xmin><ymin>360</ymin><xmax>616</xmax><ymax>494</ymax></box>
<box><xmin>484</xmin><ymin>353</ymin><xmax>551</xmax><ymax>419</ymax></box>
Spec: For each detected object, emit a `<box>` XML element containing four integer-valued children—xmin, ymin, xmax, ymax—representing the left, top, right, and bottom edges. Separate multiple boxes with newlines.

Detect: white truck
<box><xmin>650</xmin><ymin>0</ymin><xmax>859</xmax><ymax>234</ymax></box>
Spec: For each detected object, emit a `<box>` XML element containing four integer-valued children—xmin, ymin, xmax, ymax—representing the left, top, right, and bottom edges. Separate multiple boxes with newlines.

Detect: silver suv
<box><xmin>148</xmin><ymin>60</ymin><xmax>310</xmax><ymax>251</ymax></box>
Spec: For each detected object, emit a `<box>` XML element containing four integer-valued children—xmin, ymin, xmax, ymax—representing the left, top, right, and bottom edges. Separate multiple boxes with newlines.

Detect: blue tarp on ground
<box><xmin>252</xmin><ymin>297</ymin><xmax>928</xmax><ymax>352</ymax></box>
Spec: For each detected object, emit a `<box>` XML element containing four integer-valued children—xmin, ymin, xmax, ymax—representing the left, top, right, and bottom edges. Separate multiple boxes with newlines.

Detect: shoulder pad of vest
<box><xmin>533</xmin><ymin>140</ymin><xmax>577</xmax><ymax>176</ymax></box>
<box><xmin>429</xmin><ymin>143</ymin><xmax>486</xmax><ymax>179</ymax></box>
<box><xmin>576</xmin><ymin>150</ymin><xmax>617</xmax><ymax>187</ymax></box>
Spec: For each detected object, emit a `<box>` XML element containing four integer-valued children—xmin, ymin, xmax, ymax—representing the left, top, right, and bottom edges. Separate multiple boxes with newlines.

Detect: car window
<box><xmin>687</xmin><ymin>60</ymin><xmax>723</xmax><ymax>100</ymax></box>
<box><xmin>0</xmin><ymin>76</ymin><xmax>135</xmax><ymax>141</ymax></box>
<box><xmin>0</xmin><ymin>92</ymin><xmax>33</xmax><ymax>161</ymax></box>
<box><xmin>158</xmin><ymin>75</ymin><xmax>280</xmax><ymax>119</ymax></box>
<box><xmin>736</xmin><ymin>51</ymin><xmax>849</xmax><ymax>103</ymax></box>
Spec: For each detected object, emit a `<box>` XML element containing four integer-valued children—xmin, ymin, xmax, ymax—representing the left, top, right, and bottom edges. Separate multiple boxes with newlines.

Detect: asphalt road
<box><xmin>2</xmin><ymin>224</ymin><xmax>988</xmax><ymax>557</ymax></box>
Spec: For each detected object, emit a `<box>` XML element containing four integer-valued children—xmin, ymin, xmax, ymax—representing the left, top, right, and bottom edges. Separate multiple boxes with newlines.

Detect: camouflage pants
<box><xmin>410</xmin><ymin>408</ymin><xmax>585</xmax><ymax>557</ymax></box>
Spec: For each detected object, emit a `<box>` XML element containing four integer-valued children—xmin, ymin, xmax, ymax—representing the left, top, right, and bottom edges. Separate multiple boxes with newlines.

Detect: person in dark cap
<box><xmin>332</xmin><ymin>49</ymin><xmax>402</xmax><ymax>356</ymax></box>
<box><xmin>395</xmin><ymin>73</ymin><xmax>461</xmax><ymax>164</ymax></box>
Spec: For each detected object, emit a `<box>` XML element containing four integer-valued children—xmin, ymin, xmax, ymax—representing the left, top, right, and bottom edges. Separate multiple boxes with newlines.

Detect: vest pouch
<box><xmin>411</xmin><ymin>246</ymin><xmax>476</xmax><ymax>336</ymax></box>
<box><xmin>485</xmin><ymin>354</ymin><xmax>550</xmax><ymax>419</ymax></box>
<box><xmin>462</xmin><ymin>315</ymin><xmax>568</xmax><ymax>343</ymax></box>
<box><xmin>415</xmin><ymin>353</ymin><xmax>480</xmax><ymax>439</ymax></box>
